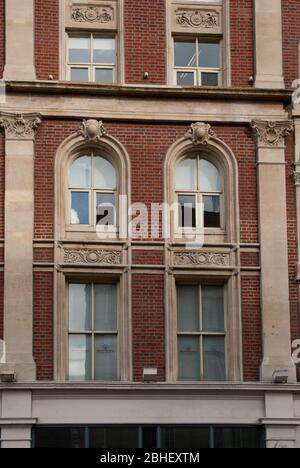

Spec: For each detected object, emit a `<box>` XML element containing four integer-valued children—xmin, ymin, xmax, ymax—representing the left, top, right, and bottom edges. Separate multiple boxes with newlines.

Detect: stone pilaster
<box><xmin>252</xmin><ymin>119</ymin><xmax>296</xmax><ymax>383</ymax></box>
<box><xmin>0</xmin><ymin>112</ymin><xmax>41</xmax><ymax>381</ymax></box>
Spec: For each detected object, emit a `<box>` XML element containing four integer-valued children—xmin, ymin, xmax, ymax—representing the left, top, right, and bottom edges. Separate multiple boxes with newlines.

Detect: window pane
<box><xmin>93</xmin><ymin>38</ymin><xmax>116</xmax><ymax>64</ymax></box>
<box><xmin>69</xmin><ymin>283</ymin><xmax>92</xmax><ymax>331</ymax></box>
<box><xmin>94</xmin><ymin>335</ymin><xmax>118</xmax><ymax>380</ymax></box>
<box><xmin>178</xmin><ymin>336</ymin><xmax>200</xmax><ymax>381</ymax></box>
<box><xmin>70</xmin><ymin>67</ymin><xmax>89</xmax><ymax>82</ymax></box>
<box><xmin>214</xmin><ymin>427</ymin><xmax>262</xmax><ymax>449</ymax></box>
<box><xmin>177</xmin><ymin>71</ymin><xmax>195</xmax><ymax>86</ymax></box>
<box><xmin>175</xmin><ymin>158</ymin><xmax>197</xmax><ymax>190</ymax></box>
<box><xmin>202</xmin><ymin>72</ymin><xmax>219</xmax><ymax>86</ymax></box>
<box><xmin>203</xmin><ymin>195</ymin><xmax>220</xmax><ymax>228</ymax></box>
<box><xmin>94</xmin><ymin>156</ymin><xmax>116</xmax><ymax>189</ymax></box>
<box><xmin>69</xmin><ymin>37</ymin><xmax>90</xmax><ymax>63</ymax></box>
<box><xmin>178</xmin><ymin>195</ymin><xmax>196</xmax><ymax>228</ymax></box>
<box><xmin>71</xmin><ymin>192</ymin><xmax>89</xmax><ymax>225</ymax></box>
<box><xmin>202</xmin><ymin>286</ymin><xmax>224</xmax><ymax>332</ymax></box>
<box><xmin>161</xmin><ymin>427</ymin><xmax>210</xmax><ymax>449</ymax></box>
<box><xmin>34</xmin><ymin>427</ymin><xmax>85</xmax><ymax>449</ymax></box>
<box><xmin>95</xmin><ymin>69</ymin><xmax>114</xmax><ymax>83</ymax></box>
<box><xmin>90</xmin><ymin>427</ymin><xmax>138</xmax><ymax>449</ymax></box>
<box><xmin>69</xmin><ymin>155</ymin><xmax>91</xmax><ymax>188</ymax></box>
<box><xmin>69</xmin><ymin>335</ymin><xmax>92</xmax><ymax>381</ymax></box>
<box><xmin>199</xmin><ymin>43</ymin><xmax>220</xmax><ymax>68</ymax></box>
<box><xmin>96</xmin><ymin>193</ymin><xmax>116</xmax><ymax>226</ymax></box>
<box><xmin>177</xmin><ymin>285</ymin><xmax>199</xmax><ymax>332</ymax></box>
<box><xmin>142</xmin><ymin>427</ymin><xmax>158</xmax><ymax>449</ymax></box>
<box><xmin>203</xmin><ymin>336</ymin><xmax>225</xmax><ymax>381</ymax></box>
<box><xmin>95</xmin><ymin>284</ymin><xmax>117</xmax><ymax>331</ymax></box>
<box><xmin>199</xmin><ymin>159</ymin><xmax>221</xmax><ymax>192</ymax></box>
<box><xmin>174</xmin><ymin>41</ymin><xmax>196</xmax><ymax>67</ymax></box>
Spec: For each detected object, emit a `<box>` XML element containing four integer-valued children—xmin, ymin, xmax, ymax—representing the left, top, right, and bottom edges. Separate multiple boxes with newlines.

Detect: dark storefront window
<box><xmin>33</xmin><ymin>425</ymin><xmax>264</xmax><ymax>449</ymax></box>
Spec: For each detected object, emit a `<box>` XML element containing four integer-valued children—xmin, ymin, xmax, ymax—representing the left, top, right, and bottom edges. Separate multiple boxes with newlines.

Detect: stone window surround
<box><xmin>59</xmin><ymin>0</ymin><xmax>125</xmax><ymax>84</ymax></box>
<box><xmin>166</xmin><ymin>0</ymin><xmax>231</xmax><ymax>87</ymax></box>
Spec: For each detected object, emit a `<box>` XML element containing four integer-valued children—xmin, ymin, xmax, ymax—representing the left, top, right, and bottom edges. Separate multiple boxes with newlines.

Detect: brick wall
<box><xmin>230</xmin><ymin>0</ymin><xmax>254</xmax><ymax>87</ymax></box>
<box><xmin>35</xmin><ymin>0</ymin><xmax>59</xmax><ymax>80</ymax></box>
<box><xmin>282</xmin><ymin>0</ymin><xmax>300</xmax><ymax>88</ymax></box>
<box><xmin>0</xmin><ymin>0</ymin><xmax>4</xmax><ymax>78</ymax></box>
<box><xmin>124</xmin><ymin>0</ymin><xmax>166</xmax><ymax>85</ymax></box>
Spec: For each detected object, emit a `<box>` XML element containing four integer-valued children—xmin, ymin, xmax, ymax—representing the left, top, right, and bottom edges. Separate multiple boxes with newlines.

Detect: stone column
<box><xmin>252</xmin><ymin>120</ymin><xmax>296</xmax><ymax>383</ymax></box>
<box><xmin>3</xmin><ymin>0</ymin><xmax>36</xmax><ymax>81</ymax></box>
<box><xmin>254</xmin><ymin>0</ymin><xmax>285</xmax><ymax>89</ymax></box>
<box><xmin>0</xmin><ymin>112</ymin><xmax>41</xmax><ymax>381</ymax></box>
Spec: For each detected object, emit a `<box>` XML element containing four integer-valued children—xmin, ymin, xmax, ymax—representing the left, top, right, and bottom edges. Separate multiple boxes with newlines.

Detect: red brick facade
<box><xmin>35</xmin><ymin>0</ymin><xmax>59</xmax><ymax>80</ymax></box>
<box><xmin>282</xmin><ymin>0</ymin><xmax>300</xmax><ymax>88</ymax></box>
<box><xmin>0</xmin><ymin>0</ymin><xmax>4</xmax><ymax>78</ymax></box>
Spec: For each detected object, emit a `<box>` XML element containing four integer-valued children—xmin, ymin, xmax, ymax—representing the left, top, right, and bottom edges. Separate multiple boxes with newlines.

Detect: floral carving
<box><xmin>78</xmin><ymin>119</ymin><xmax>107</xmax><ymax>142</ymax></box>
<box><xmin>176</xmin><ymin>10</ymin><xmax>218</xmax><ymax>29</ymax></box>
<box><xmin>174</xmin><ymin>252</ymin><xmax>229</xmax><ymax>267</ymax></box>
<box><xmin>0</xmin><ymin>112</ymin><xmax>41</xmax><ymax>139</ymax></box>
<box><xmin>71</xmin><ymin>6</ymin><xmax>113</xmax><ymax>24</ymax></box>
<box><xmin>64</xmin><ymin>248</ymin><xmax>122</xmax><ymax>265</ymax></box>
<box><xmin>251</xmin><ymin>120</ymin><xmax>294</xmax><ymax>147</ymax></box>
<box><xmin>185</xmin><ymin>122</ymin><xmax>215</xmax><ymax>145</ymax></box>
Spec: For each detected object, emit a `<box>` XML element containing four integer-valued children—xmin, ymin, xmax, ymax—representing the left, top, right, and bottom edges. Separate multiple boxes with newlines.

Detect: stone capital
<box><xmin>251</xmin><ymin>120</ymin><xmax>294</xmax><ymax>149</ymax></box>
<box><xmin>0</xmin><ymin>112</ymin><xmax>42</xmax><ymax>141</ymax></box>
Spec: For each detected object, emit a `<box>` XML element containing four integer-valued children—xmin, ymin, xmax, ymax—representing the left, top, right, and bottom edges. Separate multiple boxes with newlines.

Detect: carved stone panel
<box><xmin>171</xmin><ymin>5</ymin><xmax>222</xmax><ymax>34</ymax></box>
<box><xmin>66</xmin><ymin>1</ymin><xmax>117</xmax><ymax>30</ymax></box>
<box><xmin>63</xmin><ymin>248</ymin><xmax>122</xmax><ymax>265</ymax></box>
<box><xmin>173</xmin><ymin>251</ymin><xmax>230</xmax><ymax>267</ymax></box>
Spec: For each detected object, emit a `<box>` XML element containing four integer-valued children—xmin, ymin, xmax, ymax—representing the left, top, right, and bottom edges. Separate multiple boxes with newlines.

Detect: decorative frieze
<box><xmin>174</xmin><ymin>251</ymin><xmax>230</xmax><ymax>267</ymax></box>
<box><xmin>78</xmin><ymin>119</ymin><xmax>108</xmax><ymax>142</ymax></box>
<box><xmin>0</xmin><ymin>112</ymin><xmax>41</xmax><ymax>140</ymax></box>
<box><xmin>172</xmin><ymin>5</ymin><xmax>222</xmax><ymax>35</ymax></box>
<box><xmin>63</xmin><ymin>248</ymin><xmax>122</xmax><ymax>265</ymax></box>
<box><xmin>251</xmin><ymin>120</ymin><xmax>294</xmax><ymax>148</ymax></box>
<box><xmin>66</xmin><ymin>2</ymin><xmax>117</xmax><ymax>30</ymax></box>
<box><xmin>185</xmin><ymin>122</ymin><xmax>215</xmax><ymax>145</ymax></box>
<box><xmin>71</xmin><ymin>6</ymin><xmax>114</xmax><ymax>24</ymax></box>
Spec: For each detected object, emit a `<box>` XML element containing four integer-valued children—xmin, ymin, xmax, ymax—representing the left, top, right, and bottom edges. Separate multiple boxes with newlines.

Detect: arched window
<box><xmin>69</xmin><ymin>153</ymin><xmax>117</xmax><ymax>228</ymax></box>
<box><xmin>175</xmin><ymin>155</ymin><xmax>222</xmax><ymax>229</ymax></box>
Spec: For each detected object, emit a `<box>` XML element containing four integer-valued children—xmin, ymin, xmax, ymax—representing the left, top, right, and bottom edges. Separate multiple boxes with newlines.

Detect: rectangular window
<box><xmin>68</xmin><ymin>34</ymin><xmax>116</xmax><ymax>83</ymax></box>
<box><xmin>177</xmin><ymin>284</ymin><xmax>226</xmax><ymax>381</ymax></box>
<box><xmin>174</xmin><ymin>38</ymin><xmax>221</xmax><ymax>86</ymax></box>
<box><xmin>68</xmin><ymin>282</ymin><xmax>119</xmax><ymax>381</ymax></box>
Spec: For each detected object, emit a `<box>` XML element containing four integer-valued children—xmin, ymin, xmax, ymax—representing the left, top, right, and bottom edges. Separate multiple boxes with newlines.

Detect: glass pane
<box><xmin>69</xmin><ymin>335</ymin><xmax>92</xmax><ymax>381</ymax></box>
<box><xmin>71</xmin><ymin>192</ymin><xmax>89</xmax><ymax>225</ymax></box>
<box><xmin>214</xmin><ymin>427</ymin><xmax>262</xmax><ymax>449</ymax></box>
<box><xmin>94</xmin><ymin>156</ymin><xmax>116</xmax><ymax>189</ymax></box>
<box><xmin>178</xmin><ymin>195</ymin><xmax>196</xmax><ymax>228</ymax></box>
<box><xmin>203</xmin><ymin>195</ymin><xmax>220</xmax><ymax>228</ymax></box>
<box><xmin>199</xmin><ymin>43</ymin><xmax>220</xmax><ymax>68</ymax></box>
<box><xmin>96</xmin><ymin>193</ymin><xmax>116</xmax><ymax>226</ymax></box>
<box><xmin>95</xmin><ymin>335</ymin><xmax>118</xmax><ymax>381</ymax></box>
<box><xmin>174</xmin><ymin>41</ymin><xmax>196</xmax><ymax>67</ymax></box>
<box><xmin>178</xmin><ymin>336</ymin><xmax>200</xmax><ymax>381</ymax></box>
<box><xmin>95</xmin><ymin>284</ymin><xmax>117</xmax><ymax>331</ymax></box>
<box><xmin>69</xmin><ymin>155</ymin><xmax>91</xmax><ymax>187</ymax></box>
<box><xmin>175</xmin><ymin>158</ymin><xmax>197</xmax><ymax>190</ymax></box>
<box><xmin>177</xmin><ymin>71</ymin><xmax>195</xmax><ymax>86</ymax></box>
<box><xmin>90</xmin><ymin>427</ymin><xmax>138</xmax><ymax>449</ymax></box>
<box><xmin>177</xmin><ymin>285</ymin><xmax>199</xmax><ymax>332</ymax></box>
<box><xmin>161</xmin><ymin>427</ymin><xmax>210</xmax><ymax>449</ymax></box>
<box><xmin>203</xmin><ymin>336</ymin><xmax>225</xmax><ymax>381</ymax></box>
<box><xmin>34</xmin><ymin>427</ymin><xmax>85</xmax><ymax>449</ymax></box>
<box><xmin>93</xmin><ymin>38</ymin><xmax>116</xmax><ymax>64</ymax></box>
<box><xmin>69</xmin><ymin>37</ymin><xmax>90</xmax><ymax>63</ymax></box>
<box><xmin>202</xmin><ymin>72</ymin><xmax>219</xmax><ymax>86</ymax></box>
<box><xmin>202</xmin><ymin>286</ymin><xmax>224</xmax><ymax>332</ymax></box>
<box><xmin>199</xmin><ymin>159</ymin><xmax>221</xmax><ymax>192</ymax></box>
<box><xmin>70</xmin><ymin>67</ymin><xmax>89</xmax><ymax>82</ymax></box>
<box><xmin>143</xmin><ymin>428</ymin><xmax>157</xmax><ymax>449</ymax></box>
<box><xmin>95</xmin><ymin>69</ymin><xmax>114</xmax><ymax>83</ymax></box>
<box><xmin>69</xmin><ymin>283</ymin><xmax>92</xmax><ymax>331</ymax></box>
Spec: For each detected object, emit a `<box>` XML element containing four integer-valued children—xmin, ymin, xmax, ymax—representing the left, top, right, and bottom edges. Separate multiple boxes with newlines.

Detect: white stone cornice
<box><xmin>0</xmin><ymin>112</ymin><xmax>41</xmax><ymax>141</ymax></box>
<box><xmin>251</xmin><ymin>120</ymin><xmax>294</xmax><ymax>149</ymax></box>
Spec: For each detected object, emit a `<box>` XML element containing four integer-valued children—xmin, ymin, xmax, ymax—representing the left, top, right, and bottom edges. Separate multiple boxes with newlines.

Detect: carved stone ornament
<box><xmin>293</xmin><ymin>171</ymin><xmax>300</xmax><ymax>185</ymax></box>
<box><xmin>71</xmin><ymin>6</ymin><xmax>113</xmax><ymax>24</ymax></box>
<box><xmin>64</xmin><ymin>248</ymin><xmax>122</xmax><ymax>265</ymax></box>
<box><xmin>185</xmin><ymin>122</ymin><xmax>215</xmax><ymax>145</ymax></box>
<box><xmin>78</xmin><ymin>119</ymin><xmax>107</xmax><ymax>142</ymax></box>
<box><xmin>251</xmin><ymin>120</ymin><xmax>294</xmax><ymax>147</ymax></box>
<box><xmin>0</xmin><ymin>112</ymin><xmax>41</xmax><ymax>140</ymax></box>
<box><xmin>174</xmin><ymin>251</ymin><xmax>229</xmax><ymax>267</ymax></box>
<box><xmin>176</xmin><ymin>9</ymin><xmax>218</xmax><ymax>29</ymax></box>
